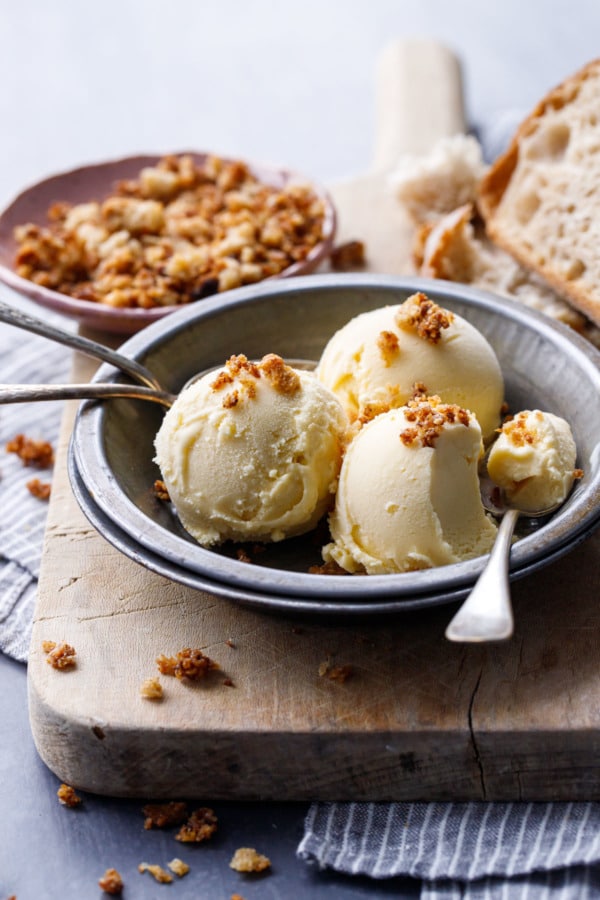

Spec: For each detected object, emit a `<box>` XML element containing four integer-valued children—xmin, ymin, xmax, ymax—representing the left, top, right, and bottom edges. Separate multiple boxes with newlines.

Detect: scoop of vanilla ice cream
<box><xmin>154</xmin><ymin>354</ymin><xmax>347</xmax><ymax>546</ymax></box>
<box><xmin>487</xmin><ymin>410</ymin><xmax>578</xmax><ymax>512</ymax></box>
<box><xmin>315</xmin><ymin>292</ymin><xmax>504</xmax><ymax>441</ymax></box>
<box><xmin>323</xmin><ymin>397</ymin><xmax>498</xmax><ymax>575</ymax></box>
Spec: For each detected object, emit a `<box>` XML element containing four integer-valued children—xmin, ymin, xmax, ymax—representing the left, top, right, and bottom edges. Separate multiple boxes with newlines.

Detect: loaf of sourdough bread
<box><xmin>478</xmin><ymin>58</ymin><xmax>600</xmax><ymax>327</ymax></box>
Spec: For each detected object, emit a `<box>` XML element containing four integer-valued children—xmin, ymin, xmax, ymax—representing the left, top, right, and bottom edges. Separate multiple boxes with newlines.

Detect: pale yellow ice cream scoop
<box><xmin>154</xmin><ymin>354</ymin><xmax>347</xmax><ymax>546</ymax></box>
<box><xmin>315</xmin><ymin>292</ymin><xmax>504</xmax><ymax>441</ymax></box>
<box><xmin>323</xmin><ymin>397</ymin><xmax>498</xmax><ymax>575</ymax></box>
<box><xmin>487</xmin><ymin>410</ymin><xmax>578</xmax><ymax>512</ymax></box>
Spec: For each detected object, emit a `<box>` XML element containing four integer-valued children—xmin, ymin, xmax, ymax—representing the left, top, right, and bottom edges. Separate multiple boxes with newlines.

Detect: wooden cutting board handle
<box><xmin>371</xmin><ymin>39</ymin><xmax>466</xmax><ymax>170</ymax></box>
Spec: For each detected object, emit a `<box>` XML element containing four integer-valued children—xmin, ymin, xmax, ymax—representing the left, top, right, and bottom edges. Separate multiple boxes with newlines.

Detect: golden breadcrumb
<box><xmin>138</xmin><ymin>863</ymin><xmax>173</xmax><ymax>884</ymax></box>
<box><xmin>156</xmin><ymin>648</ymin><xmax>219</xmax><ymax>681</ymax></box>
<box><xmin>396</xmin><ymin>292</ymin><xmax>454</xmax><ymax>343</ymax></box>
<box><xmin>6</xmin><ymin>433</ymin><xmax>54</xmax><ymax>468</ymax></box>
<box><xmin>98</xmin><ymin>868</ymin><xmax>124</xmax><ymax>895</ymax></box>
<box><xmin>175</xmin><ymin>807</ymin><xmax>218</xmax><ymax>843</ymax></box>
<box><xmin>140</xmin><ymin>677</ymin><xmax>163</xmax><ymax>700</ymax></box>
<box><xmin>401</xmin><ymin>397</ymin><xmax>470</xmax><ymax>449</ymax></box>
<box><xmin>229</xmin><ymin>847</ymin><xmax>271</xmax><ymax>873</ymax></box>
<box><xmin>167</xmin><ymin>858</ymin><xmax>190</xmax><ymax>877</ymax></box>
<box><xmin>57</xmin><ymin>783</ymin><xmax>81</xmax><ymax>807</ymax></box>
<box><xmin>45</xmin><ymin>642</ymin><xmax>77</xmax><ymax>670</ymax></box>
<box><xmin>142</xmin><ymin>801</ymin><xmax>188</xmax><ymax>830</ymax></box>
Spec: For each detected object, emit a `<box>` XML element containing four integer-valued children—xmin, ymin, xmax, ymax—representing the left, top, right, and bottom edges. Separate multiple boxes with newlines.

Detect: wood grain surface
<box><xmin>28</xmin><ymin>40</ymin><xmax>600</xmax><ymax>800</ymax></box>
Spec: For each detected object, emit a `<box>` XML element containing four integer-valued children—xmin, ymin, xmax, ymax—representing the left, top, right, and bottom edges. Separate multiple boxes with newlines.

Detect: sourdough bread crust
<box><xmin>478</xmin><ymin>58</ymin><xmax>600</xmax><ymax>326</ymax></box>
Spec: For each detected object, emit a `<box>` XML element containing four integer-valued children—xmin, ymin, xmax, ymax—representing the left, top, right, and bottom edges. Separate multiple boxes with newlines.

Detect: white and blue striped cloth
<box><xmin>0</xmin><ymin>304</ymin><xmax>69</xmax><ymax>660</ymax></box>
<box><xmin>299</xmin><ymin>802</ymin><xmax>600</xmax><ymax>898</ymax></box>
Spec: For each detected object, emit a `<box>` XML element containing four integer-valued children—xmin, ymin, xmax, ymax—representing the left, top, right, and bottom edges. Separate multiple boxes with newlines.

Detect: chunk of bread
<box><xmin>478</xmin><ymin>58</ymin><xmax>600</xmax><ymax>326</ymax></box>
<box><xmin>415</xmin><ymin>203</ymin><xmax>599</xmax><ymax>346</ymax></box>
<box><xmin>391</xmin><ymin>134</ymin><xmax>486</xmax><ymax>224</ymax></box>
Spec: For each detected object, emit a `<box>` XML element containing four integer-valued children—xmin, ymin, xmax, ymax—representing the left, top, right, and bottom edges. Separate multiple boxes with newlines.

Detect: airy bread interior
<box><xmin>478</xmin><ymin>58</ymin><xmax>600</xmax><ymax>327</ymax></box>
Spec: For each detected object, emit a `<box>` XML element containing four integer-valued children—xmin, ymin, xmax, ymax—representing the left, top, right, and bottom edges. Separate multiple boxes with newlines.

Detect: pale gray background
<box><xmin>1</xmin><ymin>0</ymin><xmax>599</xmax><ymax>210</ymax></box>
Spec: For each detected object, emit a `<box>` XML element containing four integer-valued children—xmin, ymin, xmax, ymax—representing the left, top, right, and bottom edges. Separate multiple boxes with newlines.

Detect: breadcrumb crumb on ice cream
<box><xmin>154</xmin><ymin>354</ymin><xmax>347</xmax><ymax>546</ymax></box>
<box><xmin>315</xmin><ymin>292</ymin><xmax>504</xmax><ymax>442</ymax></box>
<box><xmin>323</xmin><ymin>397</ymin><xmax>497</xmax><ymax>575</ymax></box>
<box><xmin>487</xmin><ymin>410</ymin><xmax>579</xmax><ymax>512</ymax></box>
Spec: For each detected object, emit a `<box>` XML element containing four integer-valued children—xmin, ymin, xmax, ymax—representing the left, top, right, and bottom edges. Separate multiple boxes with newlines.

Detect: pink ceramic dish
<box><xmin>0</xmin><ymin>152</ymin><xmax>336</xmax><ymax>334</ymax></box>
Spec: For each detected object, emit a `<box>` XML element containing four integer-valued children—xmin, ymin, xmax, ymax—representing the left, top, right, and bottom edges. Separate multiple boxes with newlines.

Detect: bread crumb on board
<box><xmin>156</xmin><ymin>647</ymin><xmax>219</xmax><ymax>681</ymax></box>
<box><xmin>44</xmin><ymin>642</ymin><xmax>77</xmax><ymax>670</ymax></box>
<box><xmin>140</xmin><ymin>677</ymin><xmax>163</xmax><ymax>700</ymax></box>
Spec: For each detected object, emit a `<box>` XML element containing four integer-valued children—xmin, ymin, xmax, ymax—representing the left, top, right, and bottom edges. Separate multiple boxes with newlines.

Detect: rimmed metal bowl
<box><xmin>0</xmin><ymin>153</ymin><xmax>336</xmax><ymax>335</ymax></box>
<box><xmin>70</xmin><ymin>274</ymin><xmax>600</xmax><ymax>613</ymax></box>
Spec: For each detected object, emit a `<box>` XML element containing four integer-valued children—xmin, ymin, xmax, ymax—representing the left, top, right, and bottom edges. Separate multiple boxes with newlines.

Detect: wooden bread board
<box><xmin>29</xmin><ymin>41</ymin><xmax>600</xmax><ymax>801</ymax></box>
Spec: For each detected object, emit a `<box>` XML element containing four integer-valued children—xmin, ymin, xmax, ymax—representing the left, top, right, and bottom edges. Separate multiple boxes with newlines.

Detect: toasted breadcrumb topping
<box><xmin>357</xmin><ymin>401</ymin><xmax>392</xmax><ymax>427</ymax></box>
<box><xmin>98</xmin><ymin>868</ymin><xmax>124</xmax><ymax>895</ymax></box>
<box><xmin>44</xmin><ymin>641</ymin><xmax>77</xmax><ymax>669</ymax></box>
<box><xmin>401</xmin><ymin>397</ymin><xmax>470</xmax><ymax>448</ymax></box>
<box><xmin>138</xmin><ymin>863</ymin><xmax>173</xmax><ymax>884</ymax></box>
<box><xmin>500</xmin><ymin>411</ymin><xmax>540</xmax><ymax>446</ymax></box>
<box><xmin>212</xmin><ymin>353</ymin><xmax>300</xmax><ymax>408</ymax></box>
<box><xmin>175</xmin><ymin>807</ymin><xmax>218</xmax><ymax>843</ymax></box>
<box><xmin>6</xmin><ymin>433</ymin><xmax>54</xmax><ymax>468</ymax></box>
<box><xmin>229</xmin><ymin>847</ymin><xmax>271</xmax><ymax>873</ymax></box>
<box><xmin>156</xmin><ymin>648</ymin><xmax>219</xmax><ymax>681</ymax></box>
<box><xmin>377</xmin><ymin>329</ymin><xmax>400</xmax><ymax>365</ymax></box>
<box><xmin>143</xmin><ymin>801</ymin><xmax>188</xmax><ymax>830</ymax></box>
<box><xmin>396</xmin><ymin>292</ymin><xmax>454</xmax><ymax>344</ymax></box>
<box><xmin>57</xmin><ymin>783</ymin><xmax>81</xmax><ymax>807</ymax></box>
<box><xmin>259</xmin><ymin>353</ymin><xmax>301</xmax><ymax>394</ymax></box>
<box><xmin>153</xmin><ymin>479</ymin><xmax>170</xmax><ymax>501</ymax></box>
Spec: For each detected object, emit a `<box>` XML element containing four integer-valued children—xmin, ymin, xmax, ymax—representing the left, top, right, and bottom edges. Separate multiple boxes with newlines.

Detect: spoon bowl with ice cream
<box><xmin>445</xmin><ymin>410</ymin><xmax>580</xmax><ymax>643</ymax></box>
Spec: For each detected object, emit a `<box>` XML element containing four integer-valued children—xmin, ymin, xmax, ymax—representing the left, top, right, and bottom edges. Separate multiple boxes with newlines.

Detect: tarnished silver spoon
<box><xmin>0</xmin><ymin>297</ymin><xmax>314</xmax><ymax>407</ymax></box>
<box><xmin>0</xmin><ymin>382</ymin><xmax>176</xmax><ymax>407</ymax></box>
<box><xmin>445</xmin><ymin>477</ymin><xmax>562</xmax><ymax>643</ymax></box>
<box><xmin>0</xmin><ymin>298</ymin><xmax>161</xmax><ymax>390</ymax></box>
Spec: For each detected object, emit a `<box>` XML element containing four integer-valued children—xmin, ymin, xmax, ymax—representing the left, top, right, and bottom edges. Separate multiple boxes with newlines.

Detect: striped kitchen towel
<box><xmin>298</xmin><ymin>802</ymin><xmax>600</xmax><ymax>898</ymax></box>
<box><xmin>0</xmin><ymin>312</ymin><xmax>70</xmax><ymax>661</ymax></box>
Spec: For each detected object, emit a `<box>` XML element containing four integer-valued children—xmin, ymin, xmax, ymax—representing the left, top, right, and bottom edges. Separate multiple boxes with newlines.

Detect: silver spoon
<box><xmin>0</xmin><ymin>298</ymin><xmax>162</xmax><ymax>390</ymax></box>
<box><xmin>445</xmin><ymin>478</ymin><xmax>561</xmax><ymax>643</ymax></box>
<box><xmin>0</xmin><ymin>298</ymin><xmax>314</xmax><ymax>405</ymax></box>
<box><xmin>0</xmin><ymin>361</ymin><xmax>317</xmax><ymax>408</ymax></box>
<box><xmin>0</xmin><ymin>382</ymin><xmax>175</xmax><ymax>407</ymax></box>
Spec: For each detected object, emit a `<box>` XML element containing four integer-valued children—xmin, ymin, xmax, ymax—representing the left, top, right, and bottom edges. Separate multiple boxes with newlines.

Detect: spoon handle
<box><xmin>0</xmin><ymin>299</ymin><xmax>161</xmax><ymax>391</ymax></box>
<box><xmin>445</xmin><ymin>507</ymin><xmax>519</xmax><ymax>642</ymax></box>
<box><xmin>0</xmin><ymin>382</ymin><xmax>174</xmax><ymax>408</ymax></box>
